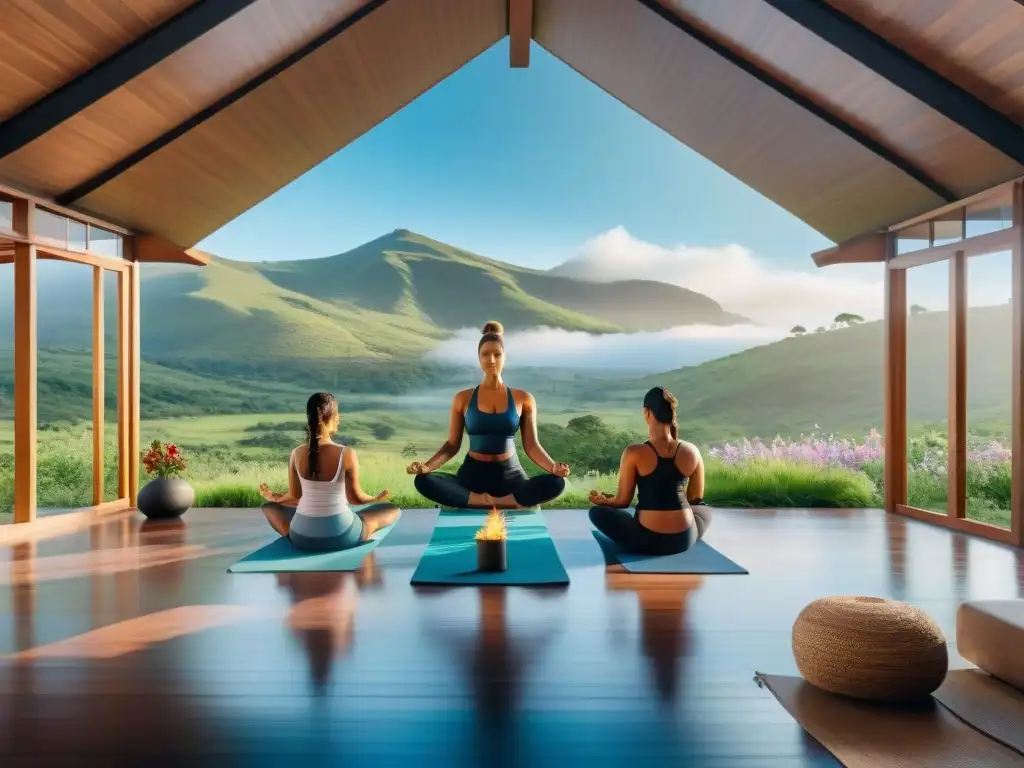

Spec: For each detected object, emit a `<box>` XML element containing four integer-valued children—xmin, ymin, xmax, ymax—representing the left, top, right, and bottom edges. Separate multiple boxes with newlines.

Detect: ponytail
<box><xmin>305</xmin><ymin>392</ymin><xmax>339</xmax><ymax>480</ymax></box>
<box><xmin>306</xmin><ymin>407</ymin><xmax>320</xmax><ymax>481</ymax></box>
<box><xmin>643</xmin><ymin>386</ymin><xmax>679</xmax><ymax>439</ymax></box>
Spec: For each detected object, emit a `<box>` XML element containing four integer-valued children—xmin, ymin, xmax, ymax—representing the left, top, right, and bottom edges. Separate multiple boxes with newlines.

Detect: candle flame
<box><xmin>475</xmin><ymin>508</ymin><xmax>507</xmax><ymax>541</ymax></box>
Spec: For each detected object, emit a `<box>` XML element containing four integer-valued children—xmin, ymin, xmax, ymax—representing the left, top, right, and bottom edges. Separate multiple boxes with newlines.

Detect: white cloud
<box><xmin>550</xmin><ymin>226</ymin><xmax>884</xmax><ymax>328</ymax></box>
<box><xmin>427</xmin><ymin>325</ymin><xmax>786</xmax><ymax>372</ymax></box>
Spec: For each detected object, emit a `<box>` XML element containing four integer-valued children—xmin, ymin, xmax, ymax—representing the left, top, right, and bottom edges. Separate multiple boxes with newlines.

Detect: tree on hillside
<box><xmin>910</xmin><ymin>304</ymin><xmax>928</xmax><ymax>315</ymax></box>
<box><xmin>833</xmin><ymin>312</ymin><xmax>865</xmax><ymax>328</ymax></box>
<box><xmin>790</xmin><ymin>325</ymin><xmax>807</xmax><ymax>336</ymax></box>
<box><xmin>371</xmin><ymin>423</ymin><xmax>395</xmax><ymax>441</ymax></box>
<box><xmin>815</xmin><ymin>326</ymin><xmax>826</xmax><ymax>333</ymax></box>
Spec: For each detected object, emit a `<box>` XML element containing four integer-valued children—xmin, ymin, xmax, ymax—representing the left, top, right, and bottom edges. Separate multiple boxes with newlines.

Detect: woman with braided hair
<box><xmin>260</xmin><ymin>392</ymin><xmax>401</xmax><ymax>552</ymax></box>
<box><xmin>407</xmin><ymin>320</ymin><xmax>569</xmax><ymax>510</ymax></box>
<box><xmin>588</xmin><ymin>386</ymin><xmax>711</xmax><ymax>555</ymax></box>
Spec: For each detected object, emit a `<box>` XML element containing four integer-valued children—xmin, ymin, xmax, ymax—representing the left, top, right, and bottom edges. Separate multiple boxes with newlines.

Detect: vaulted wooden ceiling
<box><xmin>1</xmin><ymin>0</ymin><xmax>1022</xmax><ymax>251</ymax></box>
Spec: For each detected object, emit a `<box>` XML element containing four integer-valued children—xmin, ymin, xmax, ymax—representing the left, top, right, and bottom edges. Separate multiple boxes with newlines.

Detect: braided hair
<box><xmin>643</xmin><ymin>386</ymin><xmax>679</xmax><ymax>439</ymax></box>
<box><xmin>305</xmin><ymin>392</ymin><xmax>339</xmax><ymax>480</ymax></box>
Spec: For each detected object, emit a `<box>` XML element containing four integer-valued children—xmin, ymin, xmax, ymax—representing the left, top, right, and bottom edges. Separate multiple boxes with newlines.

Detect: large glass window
<box><xmin>905</xmin><ymin>260</ymin><xmax>949</xmax><ymax>514</ymax></box>
<box><xmin>965</xmin><ymin>250</ymin><xmax>1012</xmax><ymax>528</ymax></box>
<box><xmin>931</xmin><ymin>209</ymin><xmax>964</xmax><ymax>247</ymax></box>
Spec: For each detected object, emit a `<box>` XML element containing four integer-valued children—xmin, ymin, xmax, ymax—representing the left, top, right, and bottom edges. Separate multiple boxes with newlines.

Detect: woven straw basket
<box><xmin>792</xmin><ymin>596</ymin><xmax>948</xmax><ymax>702</ymax></box>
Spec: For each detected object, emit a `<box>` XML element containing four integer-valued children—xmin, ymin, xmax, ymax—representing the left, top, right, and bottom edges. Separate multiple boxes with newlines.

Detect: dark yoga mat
<box><xmin>410</xmin><ymin>510</ymin><xmax>569</xmax><ymax>586</ymax></box>
<box><xmin>592</xmin><ymin>530</ymin><xmax>747</xmax><ymax>574</ymax></box>
<box><xmin>228</xmin><ymin>522</ymin><xmax>397</xmax><ymax>573</ymax></box>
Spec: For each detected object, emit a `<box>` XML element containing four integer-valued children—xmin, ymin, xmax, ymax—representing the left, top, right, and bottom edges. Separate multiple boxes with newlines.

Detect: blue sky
<box><xmin>199</xmin><ymin>39</ymin><xmax>833</xmax><ymax>271</ymax></box>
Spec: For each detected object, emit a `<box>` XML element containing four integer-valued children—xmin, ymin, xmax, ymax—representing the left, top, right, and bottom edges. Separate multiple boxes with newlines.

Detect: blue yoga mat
<box><xmin>593</xmin><ymin>530</ymin><xmax>747</xmax><ymax>574</ymax></box>
<box><xmin>411</xmin><ymin>510</ymin><xmax>569</xmax><ymax>586</ymax></box>
<box><xmin>228</xmin><ymin>523</ymin><xmax>397</xmax><ymax>573</ymax></box>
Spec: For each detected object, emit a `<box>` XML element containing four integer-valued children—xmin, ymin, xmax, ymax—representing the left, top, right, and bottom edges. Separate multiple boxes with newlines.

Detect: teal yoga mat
<box><xmin>593</xmin><ymin>530</ymin><xmax>747</xmax><ymax>574</ymax></box>
<box><xmin>411</xmin><ymin>510</ymin><xmax>569</xmax><ymax>586</ymax></box>
<box><xmin>228</xmin><ymin>523</ymin><xmax>397</xmax><ymax>573</ymax></box>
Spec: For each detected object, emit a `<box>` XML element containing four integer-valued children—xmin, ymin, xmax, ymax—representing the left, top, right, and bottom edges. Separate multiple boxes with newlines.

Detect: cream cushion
<box><xmin>957</xmin><ymin>600</ymin><xmax>1024</xmax><ymax>692</ymax></box>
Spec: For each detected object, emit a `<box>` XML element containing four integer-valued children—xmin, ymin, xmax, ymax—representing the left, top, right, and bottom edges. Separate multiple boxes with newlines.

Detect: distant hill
<box><xmin>251</xmin><ymin>229</ymin><xmax>747</xmax><ymax>332</ymax></box>
<box><xmin>633</xmin><ymin>304</ymin><xmax>1012</xmax><ymax>439</ymax></box>
<box><xmin>0</xmin><ymin>229</ymin><xmax>745</xmax><ymax>369</ymax></box>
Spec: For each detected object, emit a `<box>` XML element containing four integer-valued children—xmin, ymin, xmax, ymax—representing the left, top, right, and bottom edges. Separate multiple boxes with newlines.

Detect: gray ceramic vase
<box><xmin>137</xmin><ymin>477</ymin><xmax>195</xmax><ymax>519</ymax></box>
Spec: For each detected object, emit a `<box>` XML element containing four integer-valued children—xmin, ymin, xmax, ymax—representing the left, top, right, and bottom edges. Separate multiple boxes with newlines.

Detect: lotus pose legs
<box><xmin>408</xmin><ymin>321</ymin><xmax>569</xmax><ymax>510</ymax></box>
<box><xmin>259</xmin><ymin>392</ymin><xmax>401</xmax><ymax>551</ymax></box>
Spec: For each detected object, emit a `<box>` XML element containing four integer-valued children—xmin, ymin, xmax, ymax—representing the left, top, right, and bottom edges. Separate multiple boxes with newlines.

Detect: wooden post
<box><xmin>883</xmin><ymin>244</ymin><xmax>908</xmax><ymax>513</ymax></box>
<box><xmin>12</xmin><ymin>200</ymin><xmax>37</xmax><ymax>524</ymax></box>
<box><xmin>948</xmin><ymin>251</ymin><xmax>967</xmax><ymax>519</ymax></box>
<box><xmin>92</xmin><ymin>266</ymin><xmax>105</xmax><ymax>505</ymax></box>
<box><xmin>128</xmin><ymin>260</ymin><xmax>141</xmax><ymax>507</ymax></box>
<box><xmin>1012</xmin><ymin>181</ymin><xmax>1024</xmax><ymax>547</ymax></box>
<box><xmin>117</xmin><ymin>269</ymin><xmax>130</xmax><ymax>499</ymax></box>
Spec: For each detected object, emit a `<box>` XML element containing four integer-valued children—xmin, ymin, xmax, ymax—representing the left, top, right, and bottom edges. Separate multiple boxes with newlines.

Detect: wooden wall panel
<box><xmin>0</xmin><ymin>0</ymin><xmax>372</xmax><ymax>197</ymax></box>
<box><xmin>660</xmin><ymin>0</ymin><xmax>1023</xmax><ymax>198</ymax></box>
<box><xmin>827</xmin><ymin>0</ymin><xmax>1024</xmax><ymax>125</ymax></box>
<box><xmin>533</xmin><ymin>0</ymin><xmax>945</xmax><ymax>243</ymax></box>
<box><xmin>76</xmin><ymin>0</ymin><xmax>506</xmax><ymax>247</ymax></box>
<box><xmin>0</xmin><ymin>0</ymin><xmax>197</xmax><ymax>120</ymax></box>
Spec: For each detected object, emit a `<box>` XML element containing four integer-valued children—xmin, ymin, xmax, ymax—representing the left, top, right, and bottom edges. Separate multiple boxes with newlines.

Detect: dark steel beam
<box><xmin>0</xmin><ymin>0</ymin><xmax>259</xmax><ymax>159</ymax></box>
<box><xmin>57</xmin><ymin>0</ymin><xmax>391</xmax><ymax>206</ymax></box>
<box><xmin>633</xmin><ymin>0</ymin><xmax>957</xmax><ymax>202</ymax></box>
<box><xmin>763</xmin><ymin>0</ymin><xmax>1024</xmax><ymax>166</ymax></box>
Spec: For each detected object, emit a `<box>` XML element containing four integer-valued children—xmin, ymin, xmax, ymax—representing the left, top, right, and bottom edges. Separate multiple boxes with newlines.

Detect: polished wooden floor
<box><xmin>1</xmin><ymin>507</ymin><xmax>1022</xmax><ymax>766</ymax></box>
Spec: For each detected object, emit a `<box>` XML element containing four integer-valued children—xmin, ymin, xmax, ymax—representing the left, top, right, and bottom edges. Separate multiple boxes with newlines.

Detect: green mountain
<box><xmin>634</xmin><ymin>304</ymin><xmax>1013</xmax><ymax>440</ymax></box>
<box><xmin>1</xmin><ymin>229</ymin><xmax>745</xmax><ymax>364</ymax></box>
<box><xmin>250</xmin><ymin>229</ymin><xmax>746</xmax><ymax>332</ymax></box>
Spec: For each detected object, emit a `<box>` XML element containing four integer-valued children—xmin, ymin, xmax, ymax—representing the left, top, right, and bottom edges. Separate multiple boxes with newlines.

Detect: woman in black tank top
<box><xmin>588</xmin><ymin>387</ymin><xmax>712</xmax><ymax>556</ymax></box>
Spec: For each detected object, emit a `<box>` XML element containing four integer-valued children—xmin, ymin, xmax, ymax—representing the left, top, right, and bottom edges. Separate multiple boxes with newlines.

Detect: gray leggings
<box><xmin>590</xmin><ymin>505</ymin><xmax>712</xmax><ymax>556</ymax></box>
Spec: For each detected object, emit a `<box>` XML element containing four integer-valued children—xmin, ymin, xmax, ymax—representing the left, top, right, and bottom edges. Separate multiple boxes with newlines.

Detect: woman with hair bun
<box><xmin>407</xmin><ymin>321</ymin><xmax>569</xmax><ymax>509</ymax></box>
<box><xmin>588</xmin><ymin>386</ymin><xmax>711</xmax><ymax>555</ymax></box>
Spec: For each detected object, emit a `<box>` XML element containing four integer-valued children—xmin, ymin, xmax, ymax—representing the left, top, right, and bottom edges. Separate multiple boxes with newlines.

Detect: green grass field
<box><xmin>0</xmin><ymin>413</ymin><xmax>1011</xmax><ymax>531</ymax></box>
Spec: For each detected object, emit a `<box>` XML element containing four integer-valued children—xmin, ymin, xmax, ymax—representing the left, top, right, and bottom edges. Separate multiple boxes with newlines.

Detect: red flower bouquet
<box><xmin>141</xmin><ymin>440</ymin><xmax>188</xmax><ymax>479</ymax></box>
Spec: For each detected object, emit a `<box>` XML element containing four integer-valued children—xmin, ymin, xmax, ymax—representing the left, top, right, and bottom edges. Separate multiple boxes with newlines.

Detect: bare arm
<box><xmin>520</xmin><ymin>392</ymin><xmax>560</xmax><ymax>473</ymax></box>
<box><xmin>413</xmin><ymin>393</ymin><xmax>467</xmax><ymax>473</ymax></box>
<box><xmin>686</xmin><ymin>449</ymin><xmax>705</xmax><ymax>502</ymax></box>
<box><xmin>591</xmin><ymin>448</ymin><xmax>638</xmax><ymax>508</ymax></box>
<box><xmin>345</xmin><ymin>448</ymin><xmax>388</xmax><ymax>505</ymax></box>
<box><xmin>288</xmin><ymin>450</ymin><xmax>303</xmax><ymax>502</ymax></box>
<box><xmin>261</xmin><ymin>449</ymin><xmax>303</xmax><ymax>505</ymax></box>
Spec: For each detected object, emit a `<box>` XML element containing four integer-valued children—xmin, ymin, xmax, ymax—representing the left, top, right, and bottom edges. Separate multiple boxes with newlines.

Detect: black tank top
<box><xmin>635</xmin><ymin>441</ymin><xmax>687</xmax><ymax>511</ymax></box>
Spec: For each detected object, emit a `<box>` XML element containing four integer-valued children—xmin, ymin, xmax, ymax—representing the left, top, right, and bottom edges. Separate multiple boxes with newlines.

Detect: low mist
<box><xmin>426</xmin><ymin>324</ymin><xmax>787</xmax><ymax>372</ymax></box>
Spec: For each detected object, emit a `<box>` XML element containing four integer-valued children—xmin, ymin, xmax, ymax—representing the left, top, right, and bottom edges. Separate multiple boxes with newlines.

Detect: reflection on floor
<box><xmin>1</xmin><ymin>506</ymin><xmax>1022</xmax><ymax>765</ymax></box>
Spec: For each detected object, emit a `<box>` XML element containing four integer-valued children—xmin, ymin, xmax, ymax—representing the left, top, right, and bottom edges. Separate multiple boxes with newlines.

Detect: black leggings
<box><xmin>414</xmin><ymin>455</ymin><xmax>565</xmax><ymax>508</ymax></box>
<box><xmin>590</xmin><ymin>505</ymin><xmax>712</xmax><ymax>556</ymax></box>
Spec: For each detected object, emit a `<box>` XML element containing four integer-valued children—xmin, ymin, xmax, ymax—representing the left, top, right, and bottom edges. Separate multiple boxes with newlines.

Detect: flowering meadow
<box><xmin>0</xmin><ymin>423</ymin><xmax>1013</xmax><ymax>528</ymax></box>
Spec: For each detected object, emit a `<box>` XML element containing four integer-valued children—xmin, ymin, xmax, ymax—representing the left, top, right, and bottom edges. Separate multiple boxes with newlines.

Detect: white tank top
<box><xmin>294</xmin><ymin>445</ymin><xmax>351</xmax><ymax>517</ymax></box>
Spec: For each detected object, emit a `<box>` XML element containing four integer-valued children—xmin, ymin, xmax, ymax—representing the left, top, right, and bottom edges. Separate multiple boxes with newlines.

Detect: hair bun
<box><xmin>481</xmin><ymin>320</ymin><xmax>504</xmax><ymax>336</ymax></box>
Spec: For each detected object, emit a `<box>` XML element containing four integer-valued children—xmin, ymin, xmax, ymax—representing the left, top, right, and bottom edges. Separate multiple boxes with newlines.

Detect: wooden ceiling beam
<box><xmin>56</xmin><ymin>0</ymin><xmax>392</xmax><ymax>208</ymax></box>
<box><xmin>633</xmin><ymin>0</ymin><xmax>957</xmax><ymax>203</ymax></box>
<box><xmin>132</xmin><ymin>235</ymin><xmax>210</xmax><ymax>266</ymax></box>
<box><xmin>0</xmin><ymin>0</ymin><xmax>259</xmax><ymax>160</ymax></box>
<box><xmin>762</xmin><ymin>0</ymin><xmax>1024</xmax><ymax>167</ymax></box>
<box><xmin>812</xmin><ymin>231</ymin><xmax>886</xmax><ymax>267</ymax></box>
<box><xmin>509</xmin><ymin>0</ymin><xmax>534</xmax><ymax>67</ymax></box>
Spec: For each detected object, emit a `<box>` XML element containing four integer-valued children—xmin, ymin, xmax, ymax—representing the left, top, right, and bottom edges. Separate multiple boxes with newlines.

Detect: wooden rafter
<box><xmin>0</xmin><ymin>0</ymin><xmax>259</xmax><ymax>160</ymax></box>
<box><xmin>57</xmin><ymin>0</ymin><xmax>393</xmax><ymax>207</ymax></box>
<box><xmin>509</xmin><ymin>0</ymin><xmax>534</xmax><ymax>67</ymax></box>
<box><xmin>633</xmin><ymin>0</ymin><xmax>956</xmax><ymax>202</ymax></box>
<box><xmin>762</xmin><ymin>0</ymin><xmax>1024</xmax><ymax>167</ymax></box>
